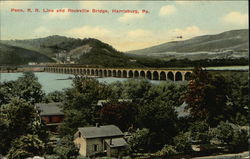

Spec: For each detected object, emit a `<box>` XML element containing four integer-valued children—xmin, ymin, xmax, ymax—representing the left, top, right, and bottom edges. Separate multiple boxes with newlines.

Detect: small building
<box><xmin>74</xmin><ymin>124</ymin><xmax>129</xmax><ymax>157</ymax></box>
<box><xmin>35</xmin><ymin>102</ymin><xmax>64</xmax><ymax>132</ymax></box>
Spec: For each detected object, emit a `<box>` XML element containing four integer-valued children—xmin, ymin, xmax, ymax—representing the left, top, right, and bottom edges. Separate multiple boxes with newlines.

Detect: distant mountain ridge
<box><xmin>0</xmin><ymin>36</ymin><xmax>141</xmax><ymax>67</ymax></box>
<box><xmin>128</xmin><ymin>29</ymin><xmax>249</xmax><ymax>55</ymax></box>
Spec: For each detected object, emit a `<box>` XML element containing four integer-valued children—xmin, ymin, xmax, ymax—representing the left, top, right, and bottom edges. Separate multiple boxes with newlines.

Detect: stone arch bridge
<box><xmin>44</xmin><ymin>66</ymin><xmax>193</xmax><ymax>81</ymax></box>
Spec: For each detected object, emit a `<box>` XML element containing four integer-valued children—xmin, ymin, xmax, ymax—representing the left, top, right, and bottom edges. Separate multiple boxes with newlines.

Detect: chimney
<box><xmin>96</xmin><ymin>123</ymin><xmax>100</xmax><ymax>127</ymax></box>
<box><xmin>110</xmin><ymin>138</ymin><xmax>112</xmax><ymax>145</ymax></box>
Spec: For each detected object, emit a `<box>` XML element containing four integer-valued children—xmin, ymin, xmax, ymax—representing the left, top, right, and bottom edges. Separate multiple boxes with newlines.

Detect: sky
<box><xmin>0</xmin><ymin>1</ymin><xmax>248</xmax><ymax>52</ymax></box>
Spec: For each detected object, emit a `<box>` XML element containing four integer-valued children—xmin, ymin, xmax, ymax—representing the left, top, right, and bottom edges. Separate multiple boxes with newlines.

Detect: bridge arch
<box><xmin>104</xmin><ymin>70</ymin><xmax>107</xmax><ymax>77</ymax></box>
<box><xmin>112</xmin><ymin>70</ymin><xmax>117</xmax><ymax>77</ymax></box>
<box><xmin>167</xmin><ymin>72</ymin><xmax>174</xmax><ymax>81</ymax></box>
<box><xmin>160</xmin><ymin>71</ymin><xmax>166</xmax><ymax>80</ymax></box>
<box><xmin>94</xmin><ymin>69</ymin><xmax>98</xmax><ymax>76</ymax></box>
<box><xmin>146</xmin><ymin>71</ymin><xmax>152</xmax><ymax>80</ymax></box>
<box><xmin>117</xmin><ymin>70</ymin><xmax>122</xmax><ymax>77</ymax></box>
<box><xmin>91</xmin><ymin>69</ymin><xmax>94</xmax><ymax>75</ymax></box>
<box><xmin>134</xmin><ymin>70</ymin><xmax>139</xmax><ymax>78</ymax></box>
<box><xmin>184</xmin><ymin>72</ymin><xmax>192</xmax><ymax>81</ymax></box>
<box><xmin>122</xmin><ymin>70</ymin><xmax>127</xmax><ymax>78</ymax></box>
<box><xmin>99</xmin><ymin>70</ymin><xmax>103</xmax><ymax>77</ymax></box>
<box><xmin>175</xmin><ymin>72</ymin><xmax>182</xmax><ymax>81</ymax></box>
<box><xmin>108</xmin><ymin>70</ymin><xmax>112</xmax><ymax>77</ymax></box>
<box><xmin>153</xmin><ymin>71</ymin><xmax>159</xmax><ymax>80</ymax></box>
<box><xmin>140</xmin><ymin>71</ymin><xmax>146</xmax><ymax>78</ymax></box>
<box><xmin>128</xmin><ymin>70</ymin><xmax>133</xmax><ymax>78</ymax></box>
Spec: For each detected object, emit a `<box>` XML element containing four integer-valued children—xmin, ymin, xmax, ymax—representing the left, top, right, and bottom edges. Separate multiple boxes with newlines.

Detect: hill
<box><xmin>127</xmin><ymin>29</ymin><xmax>249</xmax><ymax>60</ymax></box>
<box><xmin>0</xmin><ymin>43</ymin><xmax>55</xmax><ymax>65</ymax></box>
<box><xmin>1</xmin><ymin>36</ymin><xmax>142</xmax><ymax>67</ymax></box>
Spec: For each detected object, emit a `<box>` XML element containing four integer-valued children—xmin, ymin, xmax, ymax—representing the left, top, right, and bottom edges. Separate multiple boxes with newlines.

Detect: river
<box><xmin>0</xmin><ymin>72</ymin><xmax>167</xmax><ymax>94</ymax></box>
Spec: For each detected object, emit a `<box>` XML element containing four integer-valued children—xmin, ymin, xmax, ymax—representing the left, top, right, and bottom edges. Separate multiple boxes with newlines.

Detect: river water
<box><xmin>0</xmin><ymin>72</ymin><xmax>166</xmax><ymax>94</ymax></box>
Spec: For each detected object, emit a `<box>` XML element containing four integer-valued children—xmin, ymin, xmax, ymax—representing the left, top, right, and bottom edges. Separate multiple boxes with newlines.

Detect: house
<box><xmin>35</xmin><ymin>102</ymin><xmax>64</xmax><ymax>132</ymax></box>
<box><xmin>74</xmin><ymin>124</ymin><xmax>129</xmax><ymax>157</ymax></box>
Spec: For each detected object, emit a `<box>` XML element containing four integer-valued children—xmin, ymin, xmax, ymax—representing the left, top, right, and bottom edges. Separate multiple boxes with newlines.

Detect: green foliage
<box><xmin>173</xmin><ymin>132</ymin><xmax>192</xmax><ymax>153</ymax></box>
<box><xmin>53</xmin><ymin>135</ymin><xmax>79</xmax><ymax>159</ymax></box>
<box><xmin>136</xmin><ymin>100</ymin><xmax>179</xmax><ymax>151</ymax></box>
<box><xmin>43</xmin><ymin>91</ymin><xmax>65</xmax><ymax>103</ymax></box>
<box><xmin>229</xmin><ymin>128</ymin><xmax>249</xmax><ymax>152</ymax></box>
<box><xmin>128</xmin><ymin>128</ymin><xmax>150</xmax><ymax>153</ymax></box>
<box><xmin>0</xmin><ymin>72</ymin><xmax>44</xmax><ymax>106</ymax></box>
<box><xmin>0</xmin><ymin>98</ymin><xmax>48</xmax><ymax>155</ymax></box>
<box><xmin>7</xmin><ymin>134</ymin><xmax>45</xmax><ymax>159</ymax></box>
<box><xmin>213</xmin><ymin>122</ymin><xmax>235</xmax><ymax>145</ymax></box>
<box><xmin>60</xmin><ymin>77</ymin><xmax>112</xmax><ymax>136</ymax></box>
<box><xmin>189</xmin><ymin>121</ymin><xmax>211</xmax><ymax>144</ymax></box>
<box><xmin>224</xmin><ymin>72</ymin><xmax>249</xmax><ymax>126</ymax></box>
<box><xmin>14</xmin><ymin>72</ymin><xmax>45</xmax><ymax>104</ymax></box>
<box><xmin>0</xmin><ymin>42</ymin><xmax>54</xmax><ymax>65</ymax></box>
<box><xmin>156</xmin><ymin>145</ymin><xmax>177</xmax><ymax>159</ymax></box>
<box><xmin>100</xmin><ymin>101</ymin><xmax>138</xmax><ymax>131</ymax></box>
<box><xmin>212</xmin><ymin>122</ymin><xmax>249</xmax><ymax>152</ymax></box>
<box><xmin>184</xmin><ymin>67</ymin><xmax>230</xmax><ymax>126</ymax></box>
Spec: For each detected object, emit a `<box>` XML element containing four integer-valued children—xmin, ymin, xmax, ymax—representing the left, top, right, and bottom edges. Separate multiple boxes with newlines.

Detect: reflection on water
<box><xmin>0</xmin><ymin>72</ymin><xmax>168</xmax><ymax>94</ymax></box>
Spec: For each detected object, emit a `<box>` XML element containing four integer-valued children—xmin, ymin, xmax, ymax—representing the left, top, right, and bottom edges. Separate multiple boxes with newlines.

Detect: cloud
<box><xmin>45</xmin><ymin>8</ymin><xmax>70</xmax><ymax>20</ymax></box>
<box><xmin>223</xmin><ymin>11</ymin><xmax>248</xmax><ymax>26</ymax></box>
<box><xmin>118</xmin><ymin>13</ymin><xmax>145</xmax><ymax>23</ymax></box>
<box><xmin>159</xmin><ymin>5</ymin><xmax>176</xmax><ymax>16</ymax></box>
<box><xmin>166</xmin><ymin>26</ymin><xmax>206</xmax><ymax>40</ymax></box>
<box><xmin>67</xmin><ymin>25</ymin><xmax>111</xmax><ymax>39</ymax></box>
<box><xmin>33</xmin><ymin>26</ymin><xmax>51</xmax><ymax>36</ymax></box>
<box><xmin>126</xmin><ymin>29</ymin><xmax>153</xmax><ymax>39</ymax></box>
<box><xmin>79</xmin><ymin>1</ymin><xmax>104</xmax><ymax>9</ymax></box>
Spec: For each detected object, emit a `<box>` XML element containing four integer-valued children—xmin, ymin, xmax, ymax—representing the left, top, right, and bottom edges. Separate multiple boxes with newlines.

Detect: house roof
<box><xmin>104</xmin><ymin>138</ymin><xmax>128</xmax><ymax>148</ymax></box>
<box><xmin>77</xmin><ymin>125</ymin><xmax>123</xmax><ymax>139</ymax></box>
<box><xmin>35</xmin><ymin>102</ymin><xmax>64</xmax><ymax>116</ymax></box>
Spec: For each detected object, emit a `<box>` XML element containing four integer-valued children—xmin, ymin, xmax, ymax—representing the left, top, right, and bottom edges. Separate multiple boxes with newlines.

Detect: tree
<box><xmin>13</xmin><ymin>72</ymin><xmax>45</xmax><ymax>104</ymax></box>
<box><xmin>60</xmin><ymin>77</ymin><xmax>112</xmax><ymax>136</ymax></box>
<box><xmin>7</xmin><ymin>134</ymin><xmax>45</xmax><ymax>159</ymax></box>
<box><xmin>225</xmin><ymin>73</ymin><xmax>249</xmax><ymax>126</ymax></box>
<box><xmin>0</xmin><ymin>98</ymin><xmax>48</xmax><ymax>155</ymax></box>
<box><xmin>128</xmin><ymin>128</ymin><xmax>150</xmax><ymax>153</ymax></box>
<box><xmin>43</xmin><ymin>91</ymin><xmax>65</xmax><ymax>103</ymax></box>
<box><xmin>189</xmin><ymin>121</ymin><xmax>211</xmax><ymax>144</ymax></box>
<box><xmin>156</xmin><ymin>145</ymin><xmax>177</xmax><ymax>159</ymax></box>
<box><xmin>136</xmin><ymin>100</ymin><xmax>179</xmax><ymax>151</ymax></box>
<box><xmin>184</xmin><ymin>67</ymin><xmax>229</xmax><ymax>126</ymax></box>
<box><xmin>212</xmin><ymin>121</ymin><xmax>248</xmax><ymax>152</ymax></box>
<box><xmin>53</xmin><ymin>135</ymin><xmax>79</xmax><ymax>159</ymax></box>
<box><xmin>0</xmin><ymin>72</ymin><xmax>44</xmax><ymax>106</ymax></box>
<box><xmin>173</xmin><ymin>132</ymin><xmax>192</xmax><ymax>153</ymax></box>
<box><xmin>100</xmin><ymin>101</ymin><xmax>137</xmax><ymax>131</ymax></box>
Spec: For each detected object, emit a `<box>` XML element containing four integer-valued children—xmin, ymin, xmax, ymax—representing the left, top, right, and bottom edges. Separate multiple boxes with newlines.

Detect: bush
<box><xmin>213</xmin><ymin>122</ymin><xmax>249</xmax><ymax>152</ymax></box>
<box><xmin>53</xmin><ymin>135</ymin><xmax>79</xmax><ymax>159</ymax></box>
<box><xmin>189</xmin><ymin>121</ymin><xmax>211</xmax><ymax>144</ymax></box>
<box><xmin>128</xmin><ymin>128</ymin><xmax>150</xmax><ymax>153</ymax></box>
<box><xmin>156</xmin><ymin>145</ymin><xmax>177</xmax><ymax>159</ymax></box>
<box><xmin>173</xmin><ymin>132</ymin><xmax>192</xmax><ymax>153</ymax></box>
<box><xmin>229</xmin><ymin>128</ymin><xmax>249</xmax><ymax>152</ymax></box>
<box><xmin>7</xmin><ymin>134</ymin><xmax>45</xmax><ymax>159</ymax></box>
